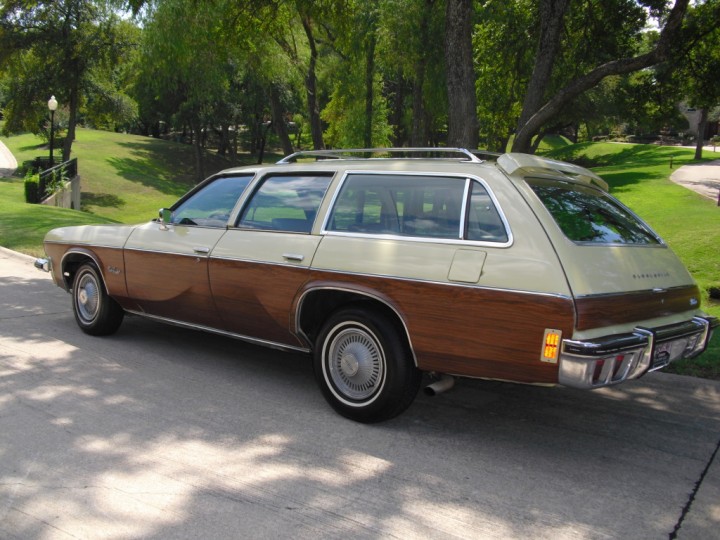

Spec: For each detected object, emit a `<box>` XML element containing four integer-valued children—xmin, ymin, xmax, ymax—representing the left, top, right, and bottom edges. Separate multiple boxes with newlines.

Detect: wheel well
<box><xmin>61</xmin><ymin>253</ymin><xmax>99</xmax><ymax>290</ymax></box>
<box><xmin>297</xmin><ymin>289</ymin><xmax>414</xmax><ymax>357</ymax></box>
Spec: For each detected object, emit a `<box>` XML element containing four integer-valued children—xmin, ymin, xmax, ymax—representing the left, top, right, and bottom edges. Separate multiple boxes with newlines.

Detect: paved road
<box><xmin>0</xmin><ymin>140</ymin><xmax>18</xmax><ymax>177</ymax></box>
<box><xmin>1</xmin><ymin>248</ymin><xmax>719</xmax><ymax>539</ymax></box>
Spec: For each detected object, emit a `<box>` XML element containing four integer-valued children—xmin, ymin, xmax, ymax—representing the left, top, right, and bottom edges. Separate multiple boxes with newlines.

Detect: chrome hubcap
<box><xmin>327</xmin><ymin>325</ymin><xmax>385</xmax><ymax>402</ymax></box>
<box><xmin>76</xmin><ymin>273</ymin><xmax>100</xmax><ymax>322</ymax></box>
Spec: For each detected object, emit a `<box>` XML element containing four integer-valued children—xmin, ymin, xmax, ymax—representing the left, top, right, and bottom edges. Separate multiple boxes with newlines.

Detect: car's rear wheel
<box><xmin>314</xmin><ymin>307</ymin><xmax>421</xmax><ymax>423</ymax></box>
<box><xmin>72</xmin><ymin>263</ymin><xmax>124</xmax><ymax>336</ymax></box>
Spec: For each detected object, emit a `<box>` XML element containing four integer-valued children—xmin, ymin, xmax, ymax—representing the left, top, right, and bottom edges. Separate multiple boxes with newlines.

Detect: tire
<box><xmin>314</xmin><ymin>307</ymin><xmax>421</xmax><ymax>423</ymax></box>
<box><xmin>72</xmin><ymin>263</ymin><xmax>124</xmax><ymax>336</ymax></box>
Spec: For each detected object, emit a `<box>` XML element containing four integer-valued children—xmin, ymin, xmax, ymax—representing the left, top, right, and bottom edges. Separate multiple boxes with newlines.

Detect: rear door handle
<box><xmin>282</xmin><ymin>253</ymin><xmax>305</xmax><ymax>262</ymax></box>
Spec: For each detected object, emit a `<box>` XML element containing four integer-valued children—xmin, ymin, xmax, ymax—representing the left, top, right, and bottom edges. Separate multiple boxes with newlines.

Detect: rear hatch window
<box><xmin>527</xmin><ymin>178</ymin><xmax>660</xmax><ymax>245</ymax></box>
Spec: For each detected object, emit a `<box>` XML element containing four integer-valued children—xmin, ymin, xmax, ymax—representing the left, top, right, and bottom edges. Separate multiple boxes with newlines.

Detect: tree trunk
<box><xmin>444</xmin><ymin>0</ymin><xmax>478</xmax><ymax>149</ymax></box>
<box><xmin>411</xmin><ymin>0</ymin><xmax>433</xmax><ymax>146</ymax></box>
<box><xmin>301</xmin><ymin>16</ymin><xmax>325</xmax><ymax>150</ymax></box>
<box><xmin>62</xmin><ymin>81</ymin><xmax>79</xmax><ymax>163</ymax></box>
<box><xmin>190</xmin><ymin>118</ymin><xmax>205</xmax><ymax>182</ymax></box>
<box><xmin>516</xmin><ymin>0</ymin><xmax>570</xmax><ymax>135</ymax></box>
<box><xmin>512</xmin><ymin>0</ymin><xmax>689</xmax><ymax>153</ymax></box>
<box><xmin>695</xmin><ymin>108</ymin><xmax>708</xmax><ymax>160</ymax></box>
<box><xmin>364</xmin><ymin>31</ymin><xmax>377</xmax><ymax>148</ymax></box>
<box><xmin>269</xmin><ymin>85</ymin><xmax>294</xmax><ymax>156</ymax></box>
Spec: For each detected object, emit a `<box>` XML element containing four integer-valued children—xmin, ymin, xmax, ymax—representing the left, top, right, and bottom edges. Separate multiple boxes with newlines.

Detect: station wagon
<box><xmin>35</xmin><ymin>148</ymin><xmax>718</xmax><ymax>422</ymax></box>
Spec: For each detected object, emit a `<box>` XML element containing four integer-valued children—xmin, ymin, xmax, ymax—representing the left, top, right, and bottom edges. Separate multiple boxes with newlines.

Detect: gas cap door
<box><xmin>448</xmin><ymin>249</ymin><xmax>487</xmax><ymax>284</ymax></box>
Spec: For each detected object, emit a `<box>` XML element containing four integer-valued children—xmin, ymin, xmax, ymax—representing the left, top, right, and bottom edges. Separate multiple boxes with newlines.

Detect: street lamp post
<box><xmin>48</xmin><ymin>95</ymin><xmax>58</xmax><ymax>166</ymax></box>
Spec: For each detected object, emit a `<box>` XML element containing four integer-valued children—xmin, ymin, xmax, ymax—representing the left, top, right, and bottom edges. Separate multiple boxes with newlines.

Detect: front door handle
<box><xmin>193</xmin><ymin>246</ymin><xmax>210</xmax><ymax>254</ymax></box>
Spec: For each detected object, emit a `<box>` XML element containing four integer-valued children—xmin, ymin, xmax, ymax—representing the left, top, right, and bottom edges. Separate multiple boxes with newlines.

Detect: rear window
<box><xmin>528</xmin><ymin>178</ymin><xmax>660</xmax><ymax>245</ymax></box>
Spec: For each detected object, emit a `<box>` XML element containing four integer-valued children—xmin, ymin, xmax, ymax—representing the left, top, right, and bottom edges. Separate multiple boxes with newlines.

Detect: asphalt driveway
<box><xmin>1</xmin><ymin>248</ymin><xmax>719</xmax><ymax>539</ymax></box>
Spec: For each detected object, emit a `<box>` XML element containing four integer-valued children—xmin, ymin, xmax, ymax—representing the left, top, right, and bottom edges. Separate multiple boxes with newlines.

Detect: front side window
<box><xmin>528</xmin><ymin>178</ymin><xmax>661</xmax><ymax>245</ymax></box>
<box><xmin>172</xmin><ymin>175</ymin><xmax>252</xmax><ymax>227</ymax></box>
<box><xmin>327</xmin><ymin>174</ymin><xmax>466</xmax><ymax>238</ymax></box>
<box><xmin>238</xmin><ymin>174</ymin><xmax>332</xmax><ymax>233</ymax></box>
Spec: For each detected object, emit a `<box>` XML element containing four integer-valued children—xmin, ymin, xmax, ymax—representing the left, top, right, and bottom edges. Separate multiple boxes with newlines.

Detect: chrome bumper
<box><xmin>34</xmin><ymin>258</ymin><xmax>51</xmax><ymax>272</ymax></box>
<box><xmin>559</xmin><ymin>316</ymin><xmax>718</xmax><ymax>389</ymax></box>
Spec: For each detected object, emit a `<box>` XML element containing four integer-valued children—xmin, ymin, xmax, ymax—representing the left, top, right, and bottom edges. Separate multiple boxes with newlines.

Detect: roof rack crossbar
<box><xmin>277</xmin><ymin>147</ymin><xmax>484</xmax><ymax>164</ymax></box>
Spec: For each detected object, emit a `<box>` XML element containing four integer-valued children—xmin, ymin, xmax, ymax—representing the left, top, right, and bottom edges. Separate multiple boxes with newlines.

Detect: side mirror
<box><xmin>158</xmin><ymin>208</ymin><xmax>173</xmax><ymax>230</ymax></box>
<box><xmin>159</xmin><ymin>208</ymin><xmax>173</xmax><ymax>223</ymax></box>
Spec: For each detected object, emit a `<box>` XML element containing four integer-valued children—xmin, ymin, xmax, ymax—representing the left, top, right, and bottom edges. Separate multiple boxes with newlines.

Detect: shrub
<box><xmin>24</xmin><ymin>170</ymin><xmax>41</xmax><ymax>203</ymax></box>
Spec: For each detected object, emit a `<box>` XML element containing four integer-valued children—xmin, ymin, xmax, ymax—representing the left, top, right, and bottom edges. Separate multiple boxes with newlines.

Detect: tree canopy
<box><xmin>1</xmin><ymin>0</ymin><xmax>718</xmax><ymax>171</ymax></box>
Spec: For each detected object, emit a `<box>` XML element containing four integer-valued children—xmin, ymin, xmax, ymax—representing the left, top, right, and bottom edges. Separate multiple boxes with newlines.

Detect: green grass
<box><xmin>545</xmin><ymin>142</ymin><xmax>720</xmax><ymax>377</ymax></box>
<box><xmin>0</xmin><ymin>176</ymin><xmax>118</xmax><ymax>257</ymax></box>
<box><xmin>1</xmin><ymin>128</ymin><xmax>267</xmax><ymax>256</ymax></box>
<box><xmin>3</xmin><ymin>128</ymin><xmax>255</xmax><ymax>223</ymax></box>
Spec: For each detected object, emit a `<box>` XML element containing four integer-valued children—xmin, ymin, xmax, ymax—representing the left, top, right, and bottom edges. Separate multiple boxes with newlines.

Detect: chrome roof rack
<box><xmin>277</xmin><ymin>147</ymin><xmax>486</xmax><ymax>164</ymax></box>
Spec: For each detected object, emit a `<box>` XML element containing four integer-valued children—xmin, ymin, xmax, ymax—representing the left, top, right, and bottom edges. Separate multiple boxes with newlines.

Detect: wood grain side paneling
<box><xmin>575</xmin><ymin>285</ymin><xmax>700</xmax><ymax>331</ymax></box>
<box><xmin>301</xmin><ymin>272</ymin><xmax>576</xmax><ymax>384</ymax></box>
<box><xmin>45</xmin><ymin>243</ymin><xmax>133</xmax><ymax>305</ymax></box>
<box><xmin>209</xmin><ymin>258</ymin><xmax>309</xmax><ymax>348</ymax></box>
<box><xmin>124</xmin><ymin>249</ymin><xmax>222</xmax><ymax>328</ymax></box>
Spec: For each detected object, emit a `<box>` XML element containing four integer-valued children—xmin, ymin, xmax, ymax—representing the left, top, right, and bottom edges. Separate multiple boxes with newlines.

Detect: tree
<box><xmin>511</xmin><ymin>0</ymin><xmax>692</xmax><ymax>153</ymax></box>
<box><xmin>135</xmin><ymin>0</ymin><xmax>246</xmax><ymax>178</ymax></box>
<box><xmin>672</xmin><ymin>1</ymin><xmax>720</xmax><ymax>159</ymax></box>
<box><xmin>444</xmin><ymin>0</ymin><xmax>477</xmax><ymax>148</ymax></box>
<box><xmin>473</xmin><ymin>0</ymin><xmax>535</xmax><ymax>151</ymax></box>
<box><xmin>0</xmin><ymin>0</ymin><xmax>136</xmax><ymax>161</ymax></box>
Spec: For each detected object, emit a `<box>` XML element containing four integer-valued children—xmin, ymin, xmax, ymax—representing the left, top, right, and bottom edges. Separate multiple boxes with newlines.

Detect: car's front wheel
<box><xmin>72</xmin><ymin>263</ymin><xmax>124</xmax><ymax>336</ymax></box>
<box><xmin>314</xmin><ymin>307</ymin><xmax>421</xmax><ymax>423</ymax></box>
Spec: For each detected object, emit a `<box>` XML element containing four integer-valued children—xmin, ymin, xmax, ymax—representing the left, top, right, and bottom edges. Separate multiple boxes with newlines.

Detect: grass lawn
<box><xmin>1</xmin><ymin>128</ymin><xmax>273</xmax><ymax>256</ymax></box>
<box><xmin>1</xmin><ymin>130</ymin><xmax>718</xmax><ymax>376</ymax></box>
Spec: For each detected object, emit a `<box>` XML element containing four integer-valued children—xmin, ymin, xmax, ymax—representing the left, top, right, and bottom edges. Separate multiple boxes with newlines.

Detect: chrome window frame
<box><xmin>320</xmin><ymin>170</ymin><xmax>514</xmax><ymax>248</ymax></box>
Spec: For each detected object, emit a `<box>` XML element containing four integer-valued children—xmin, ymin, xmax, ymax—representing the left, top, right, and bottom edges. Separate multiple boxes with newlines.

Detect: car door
<box><xmin>208</xmin><ymin>173</ymin><xmax>333</xmax><ymax>348</ymax></box>
<box><xmin>124</xmin><ymin>175</ymin><xmax>252</xmax><ymax>328</ymax></box>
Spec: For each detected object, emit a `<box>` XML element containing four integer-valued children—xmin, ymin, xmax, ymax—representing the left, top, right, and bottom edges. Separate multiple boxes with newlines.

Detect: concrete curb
<box><xmin>0</xmin><ymin>246</ymin><xmax>37</xmax><ymax>264</ymax></box>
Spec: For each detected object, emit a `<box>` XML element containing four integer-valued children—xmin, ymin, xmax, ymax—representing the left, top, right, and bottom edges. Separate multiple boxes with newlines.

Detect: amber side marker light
<box><xmin>541</xmin><ymin>329</ymin><xmax>562</xmax><ymax>363</ymax></box>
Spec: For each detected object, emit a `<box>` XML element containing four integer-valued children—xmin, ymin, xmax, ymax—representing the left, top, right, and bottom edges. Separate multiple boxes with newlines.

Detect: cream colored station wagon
<box><xmin>36</xmin><ymin>148</ymin><xmax>718</xmax><ymax>422</ymax></box>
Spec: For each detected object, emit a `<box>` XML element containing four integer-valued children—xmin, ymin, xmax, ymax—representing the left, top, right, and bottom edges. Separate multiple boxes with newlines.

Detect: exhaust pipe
<box><xmin>424</xmin><ymin>374</ymin><xmax>455</xmax><ymax>396</ymax></box>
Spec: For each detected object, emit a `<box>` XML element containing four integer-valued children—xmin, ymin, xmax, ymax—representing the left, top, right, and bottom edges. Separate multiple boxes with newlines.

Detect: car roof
<box><xmin>215</xmin><ymin>148</ymin><xmax>608</xmax><ymax>191</ymax></box>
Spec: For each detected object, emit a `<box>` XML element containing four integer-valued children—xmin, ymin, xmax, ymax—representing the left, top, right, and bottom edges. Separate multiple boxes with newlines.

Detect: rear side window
<box><xmin>528</xmin><ymin>178</ymin><xmax>660</xmax><ymax>245</ymax></box>
<box><xmin>327</xmin><ymin>174</ymin><xmax>465</xmax><ymax>238</ymax></box>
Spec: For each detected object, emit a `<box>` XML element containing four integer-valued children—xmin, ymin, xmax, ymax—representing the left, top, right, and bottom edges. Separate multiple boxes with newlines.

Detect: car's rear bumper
<box><xmin>559</xmin><ymin>316</ymin><xmax>718</xmax><ymax>389</ymax></box>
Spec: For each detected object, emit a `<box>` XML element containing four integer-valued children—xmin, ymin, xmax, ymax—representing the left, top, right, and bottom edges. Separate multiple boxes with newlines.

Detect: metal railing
<box><xmin>39</xmin><ymin>158</ymin><xmax>78</xmax><ymax>199</ymax></box>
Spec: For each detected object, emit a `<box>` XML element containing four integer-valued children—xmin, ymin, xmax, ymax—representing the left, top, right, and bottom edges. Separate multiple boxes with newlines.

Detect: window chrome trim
<box><xmin>320</xmin><ymin>170</ymin><xmax>514</xmax><ymax>247</ymax></box>
<box><xmin>459</xmin><ymin>178</ymin><xmax>471</xmax><ymax>240</ymax></box>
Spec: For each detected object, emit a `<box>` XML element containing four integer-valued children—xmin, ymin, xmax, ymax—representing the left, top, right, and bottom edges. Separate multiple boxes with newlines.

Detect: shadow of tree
<box><xmin>81</xmin><ymin>192</ymin><xmax>125</xmax><ymax>210</ymax></box>
<box><xmin>105</xmin><ymin>139</ymin><xmax>248</xmax><ymax>197</ymax></box>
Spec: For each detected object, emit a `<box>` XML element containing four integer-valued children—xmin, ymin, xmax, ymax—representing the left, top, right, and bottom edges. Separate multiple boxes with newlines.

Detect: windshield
<box><xmin>528</xmin><ymin>178</ymin><xmax>661</xmax><ymax>245</ymax></box>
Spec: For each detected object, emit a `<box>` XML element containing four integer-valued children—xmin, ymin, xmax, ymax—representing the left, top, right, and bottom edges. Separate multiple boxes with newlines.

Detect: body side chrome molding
<box><xmin>125</xmin><ymin>310</ymin><xmax>310</xmax><ymax>354</ymax></box>
<box><xmin>301</xmin><ymin>265</ymin><xmax>573</xmax><ymax>301</ymax></box>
